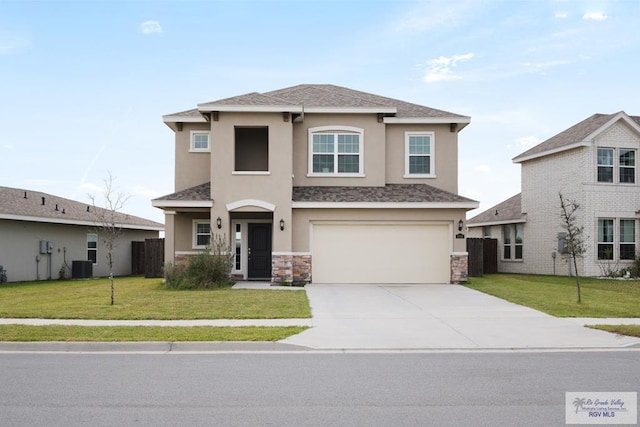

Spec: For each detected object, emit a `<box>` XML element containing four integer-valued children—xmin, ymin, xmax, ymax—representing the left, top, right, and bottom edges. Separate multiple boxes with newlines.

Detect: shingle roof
<box><xmin>293</xmin><ymin>184</ymin><xmax>477</xmax><ymax>204</ymax></box>
<box><xmin>0</xmin><ymin>186</ymin><xmax>163</xmax><ymax>229</ymax></box>
<box><xmin>513</xmin><ymin>112</ymin><xmax>640</xmax><ymax>162</ymax></box>
<box><xmin>154</xmin><ymin>182</ymin><xmax>211</xmax><ymax>201</ymax></box>
<box><xmin>166</xmin><ymin>84</ymin><xmax>467</xmax><ymax>119</ymax></box>
<box><xmin>467</xmin><ymin>193</ymin><xmax>524</xmax><ymax>226</ymax></box>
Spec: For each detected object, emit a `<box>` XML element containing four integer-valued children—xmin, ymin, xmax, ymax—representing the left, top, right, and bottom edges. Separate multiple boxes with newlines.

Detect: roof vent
<box><xmin>55</xmin><ymin>204</ymin><xmax>59</xmax><ymax>211</ymax></box>
<box><xmin>62</xmin><ymin>208</ymin><xmax>66</xmax><ymax>214</ymax></box>
<box><xmin>41</xmin><ymin>197</ymin><xmax>45</xmax><ymax>206</ymax></box>
<box><xmin>86</xmin><ymin>206</ymin><xmax>90</xmax><ymax>212</ymax></box>
<box><xmin>23</xmin><ymin>191</ymin><xmax>27</xmax><ymax>199</ymax></box>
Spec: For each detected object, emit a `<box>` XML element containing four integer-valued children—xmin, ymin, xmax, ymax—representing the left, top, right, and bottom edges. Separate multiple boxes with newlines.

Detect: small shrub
<box><xmin>163</xmin><ymin>234</ymin><xmax>234</xmax><ymax>290</ymax></box>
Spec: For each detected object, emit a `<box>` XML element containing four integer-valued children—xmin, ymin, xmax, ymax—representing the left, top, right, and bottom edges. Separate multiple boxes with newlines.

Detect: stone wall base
<box><xmin>272</xmin><ymin>254</ymin><xmax>311</xmax><ymax>285</ymax></box>
<box><xmin>450</xmin><ymin>253</ymin><xmax>468</xmax><ymax>283</ymax></box>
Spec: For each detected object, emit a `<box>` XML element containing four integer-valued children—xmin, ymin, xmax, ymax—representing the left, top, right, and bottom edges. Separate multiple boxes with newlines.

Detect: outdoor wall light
<box><xmin>216</xmin><ymin>217</ymin><xmax>222</xmax><ymax>229</ymax></box>
<box><xmin>279</xmin><ymin>218</ymin><xmax>285</xmax><ymax>231</ymax></box>
<box><xmin>458</xmin><ymin>220</ymin><xmax>464</xmax><ymax>231</ymax></box>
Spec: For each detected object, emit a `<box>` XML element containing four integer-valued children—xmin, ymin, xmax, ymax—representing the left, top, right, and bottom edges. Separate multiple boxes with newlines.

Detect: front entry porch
<box><xmin>230</xmin><ymin>213</ymin><xmax>273</xmax><ymax>281</ymax></box>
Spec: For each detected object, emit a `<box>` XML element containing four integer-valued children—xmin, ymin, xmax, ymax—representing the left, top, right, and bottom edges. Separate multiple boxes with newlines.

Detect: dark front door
<box><xmin>248</xmin><ymin>223</ymin><xmax>272</xmax><ymax>279</ymax></box>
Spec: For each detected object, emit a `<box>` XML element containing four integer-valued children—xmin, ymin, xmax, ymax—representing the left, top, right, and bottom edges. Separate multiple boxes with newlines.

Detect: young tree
<box><xmin>89</xmin><ymin>173</ymin><xmax>130</xmax><ymax>305</ymax></box>
<box><xmin>559</xmin><ymin>192</ymin><xmax>587</xmax><ymax>303</ymax></box>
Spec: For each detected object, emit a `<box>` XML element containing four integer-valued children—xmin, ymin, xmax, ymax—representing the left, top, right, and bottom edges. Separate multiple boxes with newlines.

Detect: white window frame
<box><xmin>87</xmin><ymin>233</ymin><xmax>98</xmax><ymax>264</ymax></box>
<box><xmin>404</xmin><ymin>131</ymin><xmax>435</xmax><ymax>178</ymax></box>
<box><xmin>619</xmin><ymin>219</ymin><xmax>636</xmax><ymax>261</ymax></box>
<box><xmin>190</xmin><ymin>131</ymin><xmax>210</xmax><ymax>152</ymax></box>
<box><xmin>192</xmin><ymin>220</ymin><xmax>211</xmax><ymax>249</ymax></box>
<box><xmin>307</xmin><ymin>126</ymin><xmax>364</xmax><ymax>177</ymax></box>
<box><xmin>502</xmin><ymin>224</ymin><xmax>523</xmax><ymax>261</ymax></box>
<box><xmin>597</xmin><ymin>218</ymin><xmax>615</xmax><ymax>260</ymax></box>
<box><xmin>596</xmin><ymin>147</ymin><xmax>636</xmax><ymax>184</ymax></box>
<box><xmin>619</xmin><ymin>149</ymin><xmax>636</xmax><ymax>184</ymax></box>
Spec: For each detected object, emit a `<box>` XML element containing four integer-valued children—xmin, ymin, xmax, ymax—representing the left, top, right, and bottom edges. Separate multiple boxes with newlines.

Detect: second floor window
<box><xmin>190</xmin><ymin>131</ymin><xmax>210</xmax><ymax>152</ymax></box>
<box><xmin>308</xmin><ymin>126</ymin><xmax>363</xmax><ymax>176</ymax></box>
<box><xmin>405</xmin><ymin>132</ymin><xmax>435</xmax><ymax>177</ymax></box>
<box><xmin>597</xmin><ymin>147</ymin><xmax>635</xmax><ymax>184</ymax></box>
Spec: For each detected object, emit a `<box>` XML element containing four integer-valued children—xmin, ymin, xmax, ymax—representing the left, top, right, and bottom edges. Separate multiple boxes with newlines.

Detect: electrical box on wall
<box><xmin>39</xmin><ymin>241</ymin><xmax>54</xmax><ymax>254</ymax></box>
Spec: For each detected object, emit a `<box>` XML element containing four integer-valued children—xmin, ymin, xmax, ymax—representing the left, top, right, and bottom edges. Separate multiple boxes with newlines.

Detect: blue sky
<box><xmin>1</xmin><ymin>0</ymin><xmax>639</xmax><ymax>223</ymax></box>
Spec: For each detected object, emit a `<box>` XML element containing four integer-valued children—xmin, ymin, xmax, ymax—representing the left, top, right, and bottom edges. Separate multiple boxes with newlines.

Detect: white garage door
<box><xmin>312</xmin><ymin>223</ymin><xmax>450</xmax><ymax>284</ymax></box>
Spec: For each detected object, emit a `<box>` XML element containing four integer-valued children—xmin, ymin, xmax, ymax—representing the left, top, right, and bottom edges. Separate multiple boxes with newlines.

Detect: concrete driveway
<box><xmin>281</xmin><ymin>284</ymin><xmax>640</xmax><ymax>350</ymax></box>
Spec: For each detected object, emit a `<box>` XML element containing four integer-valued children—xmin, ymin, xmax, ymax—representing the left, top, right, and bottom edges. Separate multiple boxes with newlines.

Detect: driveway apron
<box><xmin>281</xmin><ymin>284</ymin><xmax>640</xmax><ymax>350</ymax></box>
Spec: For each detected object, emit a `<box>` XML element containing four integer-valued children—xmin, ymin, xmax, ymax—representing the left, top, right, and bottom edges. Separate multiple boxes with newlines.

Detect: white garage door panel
<box><xmin>312</xmin><ymin>224</ymin><xmax>450</xmax><ymax>284</ymax></box>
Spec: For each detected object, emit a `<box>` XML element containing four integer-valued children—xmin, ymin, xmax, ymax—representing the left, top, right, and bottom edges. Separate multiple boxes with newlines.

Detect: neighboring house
<box><xmin>0</xmin><ymin>186</ymin><xmax>164</xmax><ymax>282</ymax></box>
<box><xmin>468</xmin><ymin>111</ymin><xmax>640</xmax><ymax>277</ymax></box>
<box><xmin>153</xmin><ymin>84</ymin><xmax>478</xmax><ymax>284</ymax></box>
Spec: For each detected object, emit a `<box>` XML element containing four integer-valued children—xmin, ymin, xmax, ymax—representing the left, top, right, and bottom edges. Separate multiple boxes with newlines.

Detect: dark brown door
<box><xmin>248</xmin><ymin>223</ymin><xmax>272</xmax><ymax>279</ymax></box>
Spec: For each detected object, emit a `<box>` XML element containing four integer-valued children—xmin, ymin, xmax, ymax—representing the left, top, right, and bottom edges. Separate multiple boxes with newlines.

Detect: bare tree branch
<box><xmin>559</xmin><ymin>192</ymin><xmax>587</xmax><ymax>303</ymax></box>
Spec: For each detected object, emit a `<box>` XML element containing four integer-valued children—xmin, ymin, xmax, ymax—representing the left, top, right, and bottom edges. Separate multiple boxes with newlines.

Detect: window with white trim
<box><xmin>87</xmin><ymin>233</ymin><xmax>98</xmax><ymax>264</ymax></box>
<box><xmin>405</xmin><ymin>132</ymin><xmax>434</xmax><ymax>177</ymax></box>
<box><xmin>620</xmin><ymin>219</ymin><xmax>636</xmax><ymax>260</ymax></box>
<box><xmin>502</xmin><ymin>224</ymin><xmax>523</xmax><ymax>260</ymax></box>
<box><xmin>597</xmin><ymin>147</ymin><xmax>636</xmax><ymax>184</ymax></box>
<box><xmin>597</xmin><ymin>218</ymin><xmax>614</xmax><ymax>260</ymax></box>
<box><xmin>190</xmin><ymin>131</ymin><xmax>210</xmax><ymax>152</ymax></box>
<box><xmin>308</xmin><ymin>126</ymin><xmax>363</xmax><ymax>176</ymax></box>
<box><xmin>193</xmin><ymin>220</ymin><xmax>211</xmax><ymax>248</ymax></box>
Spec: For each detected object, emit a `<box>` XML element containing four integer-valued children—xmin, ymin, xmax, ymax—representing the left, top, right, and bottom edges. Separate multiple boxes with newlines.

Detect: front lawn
<box><xmin>0</xmin><ymin>325</ymin><xmax>308</xmax><ymax>342</ymax></box>
<box><xmin>465</xmin><ymin>274</ymin><xmax>640</xmax><ymax>318</ymax></box>
<box><xmin>0</xmin><ymin>277</ymin><xmax>311</xmax><ymax>320</ymax></box>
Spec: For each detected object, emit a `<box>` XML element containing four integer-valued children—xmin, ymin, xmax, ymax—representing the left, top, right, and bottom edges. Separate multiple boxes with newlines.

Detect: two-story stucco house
<box><xmin>153</xmin><ymin>84</ymin><xmax>478</xmax><ymax>284</ymax></box>
<box><xmin>468</xmin><ymin>111</ymin><xmax>640</xmax><ymax>277</ymax></box>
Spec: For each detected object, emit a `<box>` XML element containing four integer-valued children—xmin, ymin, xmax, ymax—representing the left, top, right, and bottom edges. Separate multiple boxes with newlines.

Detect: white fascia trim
<box><xmin>513</xmin><ymin>141</ymin><xmax>590</xmax><ymax>163</ymax></box>
<box><xmin>384</xmin><ymin>116</ymin><xmax>471</xmax><ymax>124</ymax></box>
<box><xmin>226</xmin><ymin>199</ymin><xmax>276</xmax><ymax>212</ymax></box>
<box><xmin>0</xmin><ymin>213</ymin><xmax>164</xmax><ymax>231</ymax></box>
<box><xmin>197</xmin><ymin>104</ymin><xmax>302</xmax><ymax>113</ymax></box>
<box><xmin>292</xmin><ymin>201</ymin><xmax>479</xmax><ymax>209</ymax></box>
<box><xmin>162</xmin><ymin>115</ymin><xmax>207</xmax><ymax>123</ymax></box>
<box><xmin>151</xmin><ymin>200</ymin><xmax>214</xmax><ymax>208</ymax></box>
<box><xmin>467</xmin><ymin>219</ymin><xmax>527</xmax><ymax>228</ymax></box>
<box><xmin>451</xmin><ymin>252</ymin><xmax>469</xmax><ymax>256</ymax></box>
<box><xmin>231</xmin><ymin>171</ymin><xmax>271</xmax><ymax>176</ymax></box>
<box><xmin>585</xmin><ymin>112</ymin><xmax>640</xmax><ymax>141</ymax></box>
<box><xmin>304</xmin><ymin>107</ymin><xmax>397</xmax><ymax>114</ymax></box>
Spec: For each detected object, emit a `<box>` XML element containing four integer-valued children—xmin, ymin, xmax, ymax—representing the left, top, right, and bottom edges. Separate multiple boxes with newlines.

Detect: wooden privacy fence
<box><xmin>467</xmin><ymin>238</ymin><xmax>498</xmax><ymax>277</ymax></box>
<box><xmin>132</xmin><ymin>238</ymin><xmax>164</xmax><ymax>278</ymax></box>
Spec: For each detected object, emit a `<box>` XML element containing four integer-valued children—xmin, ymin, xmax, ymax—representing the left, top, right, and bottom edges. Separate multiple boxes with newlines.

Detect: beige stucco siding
<box><xmin>210</xmin><ymin>112</ymin><xmax>293</xmax><ymax>253</ymax></box>
<box><xmin>0</xmin><ymin>219</ymin><xmax>158</xmax><ymax>282</ymax></box>
<box><xmin>385</xmin><ymin>124</ymin><xmax>459</xmax><ymax>193</ymax></box>
<box><xmin>172</xmin><ymin>211</ymin><xmax>210</xmax><ymax>253</ymax></box>
<box><xmin>292</xmin><ymin>114</ymin><xmax>386</xmax><ymax>187</ymax></box>
<box><xmin>174</xmin><ymin>123</ymin><xmax>211</xmax><ymax>192</ymax></box>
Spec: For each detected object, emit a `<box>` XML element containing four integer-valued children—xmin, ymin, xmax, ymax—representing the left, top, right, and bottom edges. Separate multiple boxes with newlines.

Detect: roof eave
<box><xmin>292</xmin><ymin>201</ymin><xmax>479</xmax><ymax>210</ymax></box>
<box><xmin>513</xmin><ymin>141</ymin><xmax>590</xmax><ymax>163</ymax></box>
<box><xmin>467</xmin><ymin>218</ymin><xmax>527</xmax><ymax>227</ymax></box>
<box><xmin>0</xmin><ymin>213</ymin><xmax>164</xmax><ymax>231</ymax></box>
<box><xmin>152</xmin><ymin>200</ymin><xmax>214</xmax><ymax>209</ymax></box>
<box><xmin>384</xmin><ymin>116</ymin><xmax>471</xmax><ymax>130</ymax></box>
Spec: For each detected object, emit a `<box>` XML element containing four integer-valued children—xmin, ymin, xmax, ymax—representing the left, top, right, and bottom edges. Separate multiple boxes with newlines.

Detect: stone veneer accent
<box><xmin>272</xmin><ymin>254</ymin><xmax>312</xmax><ymax>284</ymax></box>
<box><xmin>450</xmin><ymin>253</ymin><xmax>468</xmax><ymax>283</ymax></box>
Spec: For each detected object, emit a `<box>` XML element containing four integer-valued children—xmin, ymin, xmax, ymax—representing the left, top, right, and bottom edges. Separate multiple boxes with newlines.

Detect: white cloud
<box><xmin>130</xmin><ymin>185</ymin><xmax>161</xmax><ymax>199</ymax></box>
<box><xmin>474</xmin><ymin>164</ymin><xmax>492</xmax><ymax>174</ymax></box>
<box><xmin>0</xmin><ymin>35</ymin><xmax>31</xmax><ymax>55</ymax></box>
<box><xmin>514</xmin><ymin>136</ymin><xmax>541</xmax><ymax>150</ymax></box>
<box><xmin>424</xmin><ymin>53</ymin><xmax>474</xmax><ymax>83</ymax></box>
<box><xmin>583</xmin><ymin>12</ymin><xmax>607</xmax><ymax>21</ymax></box>
<box><xmin>555</xmin><ymin>12</ymin><xmax>568</xmax><ymax>19</ymax></box>
<box><xmin>140</xmin><ymin>20</ymin><xmax>163</xmax><ymax>35</ymax></box>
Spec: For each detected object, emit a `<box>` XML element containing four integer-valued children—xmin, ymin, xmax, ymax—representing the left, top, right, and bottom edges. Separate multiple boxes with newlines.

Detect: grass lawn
<box><xmin>0</xmin><ymin>277</ymin><xmax>311</xmax><ymax>320</ymax></box>
<box><xmin>0</xmin><ymin>325</ymin><xmax>308</xmax><ymax>342</ymax></box>
<box><xmin>465</xmin><ymin>274</ymin><xmax>640</xmax><ymax>318</ymax></box>
<box><xmin>588</xmin><ymin>325</ymin><xmax>640</xmax><ymax>338</ymax></box>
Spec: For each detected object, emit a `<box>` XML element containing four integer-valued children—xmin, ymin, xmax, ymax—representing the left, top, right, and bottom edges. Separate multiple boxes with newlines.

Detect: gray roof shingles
<box><xmin>293</xmin><ymin>184</ymin><xmax>476</xmax><ymax>204</ymax></box>
<box><xmin>514</xmin><ymin>112</ymin><xmax>640</xmax><ymax>161</ymax></box>
<box><xmin>0</xmin><ymin>186</ymin><xmax>163</xmax><ymax>229</ymax></box>
<box><xmin>154</xmin><ymin>182</ymin><xmax>211</xmax><ymax>201</ymax></box>
<box><xmin>468</xmin><ymin>193</ymin><xmax>523</xmax><ymax>225</ymax></box>
<box><xmin>167</xmin><ymin>84</ymin><xmax>467</xmax><ymax>119</ymax></box>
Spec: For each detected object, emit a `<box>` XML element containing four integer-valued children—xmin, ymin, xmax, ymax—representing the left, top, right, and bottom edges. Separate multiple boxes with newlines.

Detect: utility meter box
<box><xmin>39</xmin><ymin>241</ymin><xmax>54</xmax><ymax>254</ymax></box>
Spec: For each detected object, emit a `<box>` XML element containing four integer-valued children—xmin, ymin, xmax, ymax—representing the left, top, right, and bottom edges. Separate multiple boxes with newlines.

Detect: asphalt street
<box><xmin>1</xmin><ymin>351</ymin><xmax>638</xmax><ymax>426</ymax></box>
